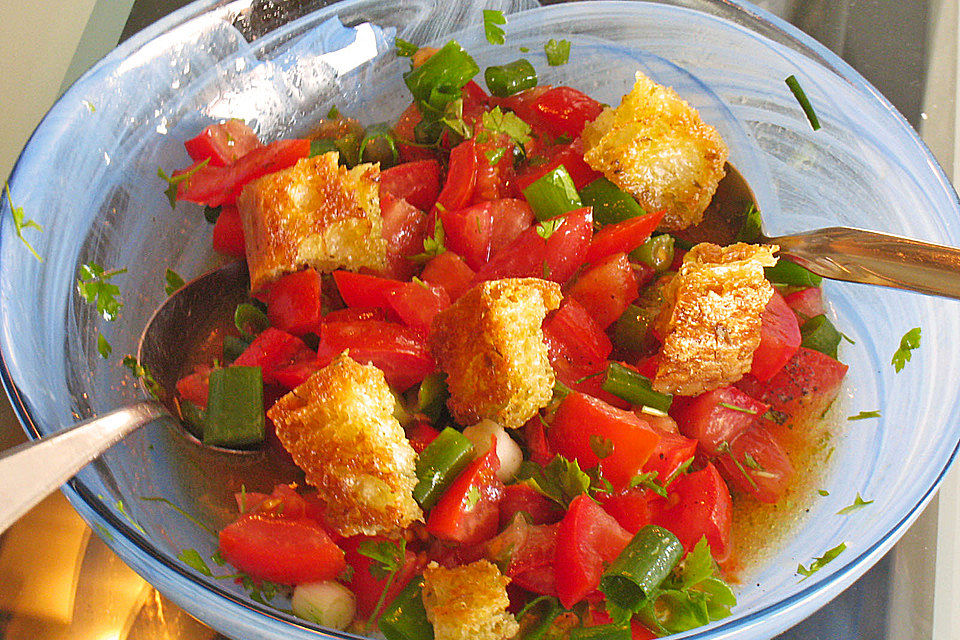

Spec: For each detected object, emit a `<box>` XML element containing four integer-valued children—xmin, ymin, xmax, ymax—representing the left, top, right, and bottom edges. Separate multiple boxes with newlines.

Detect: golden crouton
<box><xmin>581</xmin><ymin>71</ymin><xmax>729</xmax><ymax>232</ymax></box>
<box><xmin>237</xmin><ymin>152</ymin><xmax>386</xmax><ymax>292</ymax></box>
<box><xmin>421</xmin><ymin>560</ymin><xmax>519</xmax><ymax>640</ymax></box>
<box><xmin>653</xmin><ymin>243</ymin><xmax>777</xmax><ymax>396</ymax></box>
<box><xmin>267</xmin><ymin>353</ymin><xmax>422</xmax><ymax>537</ymax></box>
<box><xmin>430</xmin><ymin>278</ymin><xmax>562</xmax><ymax>429</ymax></box>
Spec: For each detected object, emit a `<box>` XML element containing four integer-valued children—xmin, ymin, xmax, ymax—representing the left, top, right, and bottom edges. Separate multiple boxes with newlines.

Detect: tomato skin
<box><xmin>488</xmin><ymin>198</ymin><xmax>536</xmax><ymax>255</ymax></box>
<box><xmin>441</xmin><ymin>201</ymin><xmax>494</xmax><ymax>270</ymax></box>
<box><xmin>315</xmin><ymin>320</ymin><xmax>435</xmax><ymax>391</ymax></box>
<box><xmin>750</xmin><ymin>290</ymin><xmax>802</xmax><ymax>381</ymax></box>
<box><xmin>499</xmin><ymin>483</ymin><xmax>564</xmax><ymax>527</ymax></box>
<box><xmin>584</xmin><ymin>211</ymin><xmax>666</xmax><ymax>264</ymax></box>
<box><xmin>554</xmin><ymin>494</ymin><xmax>631</xmax><ymax>608</ymax></box>
<box><xmin>176</xmin><ymin>366</ymin><xmax>212</xmax><ymax>408</ymax></box>
<box><xmin>487</xmin><ymin>517</ymin><xmax>560</xmax><ymax>596</ymax></box>
<box><xmin>420</xmin><ymin>251</ymin><xmax>476</xmax><ymax>302</ymax></box>
<box><xmin>435</xmin><ymin>140</ymin><xmax>478</xmax><ymax>214</ymax></box>
<box><xmin>532</xmin><ymin>87</ymin><xmax>605</xmax><ymax>138</ymax></box>
<box><xmin>476</xmin><ymin>207</ymin><xmax>593</xmax><ymax>285</ymax></box>
<box><xmin>598</xmin><ymin>487</ymin><xmax>664</xmax><ymax>534</ymax></box>
<box><xmin>517</xmin><ymin>139</ymin><xmax>601</xmax><ymax>192</ymax></box>
<box><xmin>565</xmin><ymin>252</ymin><xmax>639</xmax><ymax>329</ymax></box>
<box><xmin>472</xmin><ymin>132</ymin><xmax>520</xmax><ymax>203</ymax></box>
<box><xmin>427</xmin><ymin>448</ymin><xmax>504</xmax><ymax>544</ymax></box>
<box><xmin>491</xmin><ymin>86</ymin><xmax>552</xmax><ymax>126</ymax></box>
<box><xmin>232</xmin><ymin>327</ymin><xmax>309</xmax><ymax>384</ymax></box>
<box><xmin>379</xmin><ymin>192</ymin><xmax>428</xmax><ymax>281</ymax></box>
<box><xmin>258</xmin><ymin>268</ymin><xmax>323</xmax><ymax>336</ymax></box>
<box><xmin>218</xmin><ymin>514</ymin><xmax>345</xmax><ymax>585</ymax></box>
<box><xmin>184</xmin><ymin>119</ymin><xmax>261</xmax><ymax>166</ymax></box>
<box><xmin>670</xmin><ymin>386</ymin><xmax>769</xmax><ymax>457</ymax></box>
<box><xmin>523</xmin><ymin>415</ymin><xmax>555</xmax><ymax>466</ymax></box>
<box><xmin>333</xmin><ymin>270</ymin><xmax>402</xmax><ymax>310</ymax></box>
<box><xmin>341</xmin><ymin>536</ymin><xmax>424</xmax><ymax>619</ymax></box>
<box><xmin>177</xmin><ymin>138</ymin><xmax>310</xmax><ymax>207</ymax></box>
<box><xmin>542</xmin><ymin>299</ymin><xmax>619</xmax><ymax>404</ymax></box>
<box><xmin>385</xmin><ymin>280</ymin><xmax>451</xmax><ymax>336</ymax></box>
<box><xmin>640</xmin><ymin>424</ymin><xmax>698</xmax><ymax>487</ymax></box>
<box><xmin>380</xmin><ymin>159</ymin><xmax>441</xmax><ymax>212</ymax></box>
<box><xmin>715</xmin><ymin>424</ymin><xmax>794</xmax><ymax>503</ymax></box>
<box><xmin>653</xmin><ymin>462</ymin><xmax>732</xmax><ymax>562</ymax></box>
<box><xmin>783</xmin><ymin>286</ymin><xmax>824</xmax><ymax>321</ymax></box>
<box><xmin>212</xmin><ymin>204</ymin><xmax>245</xmax><ymax>258</ymax></box>
<box><xmin>271</xmin><ymin>349</ymin><xmax>321</xmax><ymax>390</ymax></box>
<box><xmin>549</xmin><ymin>392</ymin><xmax>661</xmax><ymax>490</ymax></box>
<box><xmin>407</xmin><ymin>418</ymin><xmax>441</xmax><ymax>454</ymax></box>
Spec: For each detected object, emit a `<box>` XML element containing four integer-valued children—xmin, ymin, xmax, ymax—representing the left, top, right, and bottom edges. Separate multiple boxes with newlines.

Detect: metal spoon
<box><xmin>0</xmin><ymin>261</ymin><xmax>252</xmax><ymax>533</ymax></box>
<box><xmin>679</xmin><ymin>165</ymin><xmax>960</xmax><ymax>299</ymax></box>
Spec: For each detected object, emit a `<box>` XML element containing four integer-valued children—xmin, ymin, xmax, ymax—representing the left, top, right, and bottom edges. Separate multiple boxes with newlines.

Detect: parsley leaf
<box><xmin>837</xmin><ymin>492</ymin><xmax>873</xmax><ymax>515</ymax></box>
<box><xmin>358</xmin><ymin>538</ymin><xmax>407</xmax><ymax>627</ymax></box>
<box><xmin>395</xmin><ymin>37</ymin><xmax>418</xmax><ymax>57</ymax></box>
<box><xmin>483</xmin><ymin>9</ymin><xmax>507</xmax><ymax>45</ymax></box>
<box><xmin>629</xmin><ymin>471</ymin><xmax>667</xmax><ymax>498</ymax></box>
<box><xmin>178</xmin><ymin>548</ymin><xmax>213</xmax><ymax>576</ymax></box>
<box><xmin>485</xmin><ymin>147</ymin><xmax>507</xmax><ymax>165</ymax></box>
<box><xmin>481</xmin><ymin>107</ymin><xmax>532</xmax><ymax>149</ymax></box>
<box><xmin>847</xmin><ymin>410</ymin><xmax>881</xmax><ymax>421</ymax></box>
<box><xmin>466</xmin><ymin>484</ymin><xmax>481</xmax><ymax>509</ymax></box>
<box><xmin>410</xmin><ymin>214</ymin><xmax>446</xmax><ymax>262</ymax></box>
<box><xmin>818</xmin><ymin>489</ymin><xmax>830</xmax><ymax>496</ymax></box>
<box><xmin>797</xmin><ymin>542</ymin><xmax>846</xmax><ymax>578</ymax></box>
<box><xmin>5</xmin><ymin>182</ymin><xmax>43</xmax><ymax>262</ymax></box>
<box><xmin>122</xmin><ymin>355</ymin><xmax>162</xmax><ymax>398</ymax></box>
<box><xmin>97</xmin><ymin>333</ymin><xmax>112</xmax><ymax>359</ymax></box>
<box><xmin>517</xmin><ymin>454</ymin><xmax>607</xmax><ymax>507</ymax></box>
<box><xmin>536</xmin><ymin>217</ymin><xmax>562</xmax><ymax>240</ymax></box>
<box><xmin>544</xmin><ymin>39</ymin><xmax>571</xmax><ymax>66</ymax></box>
<box><xmin>891</xmin><ymin>327</ymin><xmax>921</xmax><ymax>372</ymax></box>
<box><xmin>77</xmin><ymin>263</ymin><xmax>127</xmax><ymax>321</ymax></box>
<box><xmin>165</xmin><ymin>268</ymin><xmax>186</xmax><ymax>296</ymax></box>
<box><xmin>157</xmin><ymin>158</ymin><xmax>209</xmax><ymax>209</ymax></box>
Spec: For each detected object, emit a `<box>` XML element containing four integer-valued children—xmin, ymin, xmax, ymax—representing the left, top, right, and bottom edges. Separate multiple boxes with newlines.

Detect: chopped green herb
<box><xmin>544</xmin><ymin>39</ymin><xmax>571</xmax><ymax>66</ymax></box>
<box><xmin>735</xmin><ymin>204</ymin><xmax>763</xmax><ymax>243</ymax></box>
<box><xmin>395</xmin><ymin>38</ymin><xmax>418</xmax><ymax>57</ymax></box>
<box><xmin>77</xmin><ymin>263</ymin><xmax>127</xmax><ymax>321</ymax></box>
<box><xmin>541</xmin><ymin>261</ymin><xmax>551</xmax><ymax>278</ymax></box>
<box><xmin>630</xmin><ymin>471</ymin><xmax>667</xmax><ymax>498</ymax></box>
<box><xmin>157</xmin><ymin>158</ymin><xmax>209</xmax><ymax>209</ymax></box>
<box><xmin>179</xmin><ymin>548</ymin><xmax>213</xmax><ymax>576</ymax></box>
<box><xmin>664</xmin><ymin>457</ymin><xmax>694</xmax><ymax>487</ymax></box>
<box><xmin>485</xmin><ymin>147</ymin><xmax>507</xmax><ymax>165</ymax></box>
<box><xmin>848</xmin><ymin>410</ymin><xmax>881</xmax><ymax>421</ymax></box>
<box><xmin>837</xmin><ymin>493</ymin><xmax>873</xmax><ymax>515</ymax></box>
<box><xmin>589</xmin><ymin>434</ymin><xmax>615</xmax><ymax>459</ymax></box>
<box><xmin>763</xmin><ymin>408</ymin><xmax>789</xmax><ymax>425</ymax></box>
<box><xmin>797</xmin><ymin>542</ymin><xmax>845</xmax><ymax>578</ymax></box>
<box><xmin>165</xmin><ymin>268</ymin><xmax>185</xmax><ymax>296</ymax></box>
<box><xmin>800</xmin><ymin>314</ymin><xmax>843</xmax><ymax>358</ymax></box>
<box><xmin>5</xmin><ymin>182</ymin><xmax>43</xmax><ymax>262</ymax></box>
<box><xmin>785</xmin><ymin>74</ymin><xmax>821</xmax><ymax>131</ymax></box>
<box><xmin>411</xmin><ymin>214</ymin><xmax>446</xmax><ymax>262</ymax></box>
<box><xmin>83</xmin><ymin>100</ymin><xmax>96</xmax><ymax>113</ymax></box>
<box><xmin>359</xmin><ymin>538</ymin><xmax>407</xmax><ymax>627</ymax></box>
<box><xmin>536</xmin><ymin>217</ymin><xmax>563</xmax><ymax>240</ymax></box>
<box><xmin>718</xmin><ymin>402</ymin><xmax>757</xmax><ymax>415</ymax></box>
<box><xmin>519</xmin><ymin>46</ymin><xmax>530</xmax><ymax>53</ymax></box>
<box><xmin>122</xmin><ymin>355</ymin><xmax>162</xmax><ymax>398</ymax></box>
<box><xmin>517</xmin><ymin>454</ymin><xmax>607</xmax><ymax>507</ymax></box>
<box><xmin>743</xmin><ymin>453</ymin><xmax>763</xmax><ymax>470</ymax></box>
<box><xmin>466</xmin><ymin>484</ymin><xmax>482</xmax><ymax>509</ymax></box>
<box><xmin>818</xmin><ymin>489</ymin><xmax>830</xmax><ymax>496</ymax></box>
<box><xmin>481</xmin><ymin>107</ymin><xmax>532</xmax><ymax>149</ymax></box>
<box><xmin>892</xmin><ymin>327</ymin><xmax>921</xmax><ymax>372</ymax></box>
<box><xmin>115</xmin><ymin>499</ymin><xmax>145</xmax><ymax>533</ymax></box>
<box><xmin>203</xmin><ymin>204</ymin><xmax>221</xmax><ymax>224</ymax></box>
<box><xmin>483</xmin><ymin>9</ymin><xmax>507</xmax><ymax>45</ymax></box>
<box><xmin>716</xmin><ymin>441</ymin><xmax>759</xmax><ymax>492</ymax></box>
<box><xmin>97</xmin><ymin>333</ymin><xmax>112</xmax><ymax>359</ymax></box>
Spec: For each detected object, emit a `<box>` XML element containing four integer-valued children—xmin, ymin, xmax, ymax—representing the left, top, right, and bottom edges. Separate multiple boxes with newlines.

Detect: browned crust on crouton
<box><xmin>582</xmin><ymin>71</ymin><xmax>729</xmax><ymax>232</ymax></box>
<box><xmin>430</xmin><ymin>278</ymin><xmax>562</xmax><ymax>429</ymax></box>
<box><xmin>237</xmin><ymin>152</ymin><xmax>386</xmax><ymax>292</ymax></box>
<box><xmin>267</xmin><ymin>353</ymin><xmax>422</xmax><ymax>537</ymax></box>
<box><xmin>421</xmin><ymin>560</ymin><xmax>519</xmax><ymax>640</ymax></box>
<box><xmin>654</xmin><ymin>242</ymin><xmax>777</xmax><ymax>396</ymax></box>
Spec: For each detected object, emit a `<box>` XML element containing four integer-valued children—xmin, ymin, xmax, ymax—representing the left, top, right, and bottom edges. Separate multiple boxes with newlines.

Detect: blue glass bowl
<box><xmin>2</xmin><ymin>1</ymin><xmax>959</xmax><ymax>638</ymax></box>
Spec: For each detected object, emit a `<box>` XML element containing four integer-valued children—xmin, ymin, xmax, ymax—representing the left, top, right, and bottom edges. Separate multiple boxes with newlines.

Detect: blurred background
<box><xmin>0</xmin><ymin>0</ymin><xmax>957</xmax><ymax>638</ymax></box>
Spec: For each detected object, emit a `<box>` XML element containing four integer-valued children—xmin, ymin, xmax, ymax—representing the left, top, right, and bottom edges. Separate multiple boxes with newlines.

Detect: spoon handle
<box><xmin>771</xmin><ymin>227</ymin><xmax>960</xmax><ymax>300</ymax></box>
<box><xmin>0</xmin><ymin>401</ymin><xmax>167</xmax><ymax>534</ymax></box>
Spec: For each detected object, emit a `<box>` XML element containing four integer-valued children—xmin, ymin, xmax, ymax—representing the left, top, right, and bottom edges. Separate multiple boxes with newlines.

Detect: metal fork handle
<box><xmin>769</xmin><ymin>227</ymin><xmax>960</xmax><ymax>300</ymax></box>
<box><xmin>0</xmin><ymin>401</ymin><xmax>167</xmax><ymax>534</ymax></box>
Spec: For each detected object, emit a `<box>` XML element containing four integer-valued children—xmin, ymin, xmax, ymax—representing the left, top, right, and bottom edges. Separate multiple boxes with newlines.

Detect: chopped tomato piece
<box><xmin>341</xmin><ymin>535</ymin><xmax>424</xmax><ymax>619</ymax></box>
<box><xmin>176</xmin><ymin>138</ymin><xmax>310</xmax><ymax>207</ymax></box>
<box><xmin>654</xmin><ymin>462</ymin><xmax>732</xmax><ymax>562</ymax></box>
<box><xmin>407</xmin><ymin>418</ymin><xmax>441</xmax><ymax>454</ymax></box>
<box><xmin>549</xmin><ymin>392</ymin><xmax>661</xmax><ymax>490</ymax></box>
<box><xmin>393</xmin><ymin>102</ymin><xmax>436</xmax><ymax>162</ymax></box>
<box><xmin>640</xmin><ymin>424</ymin><xmax>698</xmax><ymax>487</ymax></box>
<box><xmin>488</xmin><ymin>198</ymin><xmax>536</xmax><ymax>255</ymax></box>
<box><xmin>218</xmin><ymin>514</ymin><xmax>345</xmax><ymax>585</ymax></box>
<box><xmin>490</xmin><ymin>86</ymin><xmax>552</xmax><ymax>127</ymax></box>
<box><xmin>385</xmin><ymin>280</ymin><xmax>451</xmax><ymax>336</ymax></box>
<box><xmin>584</xmin><ymin>211</ymin><xmax>666</xmax><ymax>264</ymax></box>
<box><xmin>176</xmin><ymin>365</ymin><xmax>212</xmax><ymax>408</ymax></box>
<box><xmin>783</xmin><ymin>286</ymin><xmax>824</xmax><ymax>321</ymax></box>
<box><xmin>553</xmin><ymin>494</ymin><xmax>631</xmax><ymax>608</ymax></box>
<box><xmin>232</xmin><ymin>327</ymin><xmax>308</xmax><ymax>384</ymax></box>
<box><xmin>565</xmin><ymin>252</ymin><xmax>639</xmax><ymax>329</ymax></box>
<box><xmin>716</xmin><ymin>425</ymin><xmax>794</xmax><ymax>503</ymax></box>
<box><xmin>420</xmin><ymin>251</ymin><xmax>476</xmax><ymax>301</ymax></box>
<box><xmin>435</xmin><ymin>140</ymin><xmax>478</xmax><ymax>214</ymax></box>
<box><xmin>440</xmin><ymin>201</ymin><xmax>494</xmax><ymax>270</ymax></box>
<box><xmin>184</xmin><ymin>119</ymin><xmax>261</xmax><ymax>166</ymax></box>
<box><xmin>486</xmin><ymin>517</ymin><xmax>559</xmax><ymax>596</ymax></box>
<box><xmin>499</xmin><ymin>483</ymin><xmax>564</xmax><ymax>527</ymax></box>
<box><xmin>332</xmin><ymin>270</ymin><xmax>402</xmax><ymax>310</ymax></box>
<box><xmin>532</xmin><ymin>87</ymin><xmax>605</xmax><ymax>138</ymax></box>
<box><xmin>472</xmin><ymin>132</ymin><xmax>520</xmax><ymax>203</ymax></box>
<box><xmin>379</xmin><ymin>192</ymin><xmax>428</xmax><ymax>280</ymax></box>
<box><xmin>427</xmin><ymin>448</ymin><xmax>504</xmax><ymax>544</ymax></box>
<box><xmin>257</xmin><ymin>268</ymin><xmax>323</xmax><ymax>336</ymax></box>
<box><xmin>271</xmin><ymin>349</ymin><xmax>321</xmax><ymax>390</ymax></box>
<box><xmin>315</xmin><ymin>320</ymin><xmax>435</xmax><ymax>390</ymax></box>
<box><xmin>523</xmin><ymin>415</ymin><xmax>555</xmax><ymax>467</ymax></box>
<box><xmin>517</xmin><ymin>139</ymin><xmax>601</xmax><ymax>192</ymax></box>
<box><xmin>212</xmin><ymin>204</ymin><xmax>245</xmax><ymax>258</ymax></box>
<box><xmin>598</xmin><ymin>486</ymin><xmax>664</xmax><ymax>534</ymax></box>
<box><xmin>543</xmin><ymin>299</ymin><xmax>614</xmax><ymax>394</ymax></box>
<box><xmin>380</xmin><ymin>159</ymin><xmax>441</xmax><ymax>211</ymax></box>
<box><xmin>670</xmin><ymin>386</ymin><xmax>769</xmax><ymax>457</ymax></box>
<box><xmin>750</xmin><ymin>290</ymin><xmax>802</xmax><ymax>381</ymax></box>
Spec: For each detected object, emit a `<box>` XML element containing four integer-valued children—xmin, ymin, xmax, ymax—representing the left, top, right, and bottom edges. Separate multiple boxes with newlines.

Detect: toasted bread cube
<box><xmin>237</xmin><ymin>152</ymin><xmax>386</xmax><ymax>292</ymax></box>
<box><xmin>581</xmin><ymin>71</ymin><xmax>729</xmax><ymax>232</ymax></box>
<box><xmin>653</xmin><ymin>243</ymin><xmax>777</xmax><ymax>396</ymax></box>
<box><xmin>421</xmin><ymin>560</ymin><xmax>519</xmax><ymax>640</ymax></box>
<box><xmin>430</xmin><ymin>278</ymin><xmax>562</xmax><ymax>429</ymax></box>
<box><xmin>267</xmin><ymin>353</ymin><xmax>422</xmax><ymax>537</ymax></box>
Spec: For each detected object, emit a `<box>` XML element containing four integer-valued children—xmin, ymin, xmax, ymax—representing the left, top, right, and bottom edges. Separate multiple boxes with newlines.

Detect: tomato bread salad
<box><xmin>165</xmin><ymin>32</ymin><xmax>848</xmax><ymax>640</ymax></box>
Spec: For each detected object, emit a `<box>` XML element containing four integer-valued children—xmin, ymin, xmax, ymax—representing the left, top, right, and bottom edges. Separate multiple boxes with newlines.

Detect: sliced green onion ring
<box><xmin>600</xmin><ymin>524</ymin><xmax>684</xmax><ymax>610</ymax></box>
<box><xmin>522</xmin><ymin>165</ymin><xmax>582</xmax><ymax>221</ymax></box>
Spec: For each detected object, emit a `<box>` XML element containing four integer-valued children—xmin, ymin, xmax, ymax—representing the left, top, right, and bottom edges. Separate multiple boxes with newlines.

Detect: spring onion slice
<box><xmin>379</xmin><ymin>578</ymin><xmax>434</xmax><ymax>640</ymax></box>
<box><xmin>404</xmin><ymin>40</ymin><xmax>479</xmax><ymax>112</ymax></box>
<box><xmin>764</xmin><ymin>259</ymin><xmax>822</xmax><ymax>287</ymax></box>
<box><xmin>413</xmin><ymin>427</ymin><xmax>474</xmax><ymax>510</ymax></box>
<box><xmin>234</xmin><ymin>302</ymin><xmax>270</xmax><ymax>342</ymax></box>
<box><xmin>610</xmin><ymin>304</ymin><xmax>659</xmax><ymax>354</ymax></box>
<box><xmin>569</xmin><ymin>622</ymin><xmax>631</xmax><ymax>640</ymax></box>
<box><xmin>600</xmin><ymin>525</ymin><xmax>684</xmax><ymax>610</ymax></box>
<box><xmin>203</xmin><ymin>366</ymin><xmax>265</xmax><ymax>447</ymax></box>
<box><xmin>602</xmin><ymin>363</ymin><xmax>672</xmax><ymax>413</ymax></box>
<box><xmin>484</xmin><ymin>58</ymin><xmax>537</xmax><ymax>97</ymax></box>
<box><xmin>418</xmin><ymin>373</ymin><xmax>450</xmax><ymax>422</ymax></box>
<box><xmin>785</xmin><ymin>74</ymin><xmax>821</xmax><ymax>131</ymax></box>
<box><xmin>629</xmin><ymin>234</ymin><xmax>674</xmax><ymax>272</ymax></box>
<box><xmin>579</xmin><ymin>177</ymin><xmax>645</xmax><ymax>227</ymax></box>
<box><xmin>522</xmin><ymin>165</ymin><xmax>582</xmax><ymax>221</ymax></box>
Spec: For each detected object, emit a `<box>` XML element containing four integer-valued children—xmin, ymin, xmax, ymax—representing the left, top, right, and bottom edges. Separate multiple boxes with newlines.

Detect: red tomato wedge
<box><xmin>584</xmin><ymin>211</ymin><xmax>666</xmax><ymax>264</ymax></box>
<box><xmin>565</xmin><ymin>252</ymin><xmax>639</xmax><ymax>329</ymax></box>
<box><xmin>342</xmin><ymin>536</ymin><xmax>424</xmax><ymax>620</ymax></box>
<box><xmin>472</xmin><ymin>132</ymin><xmax>520</xmax><ymax>203</ymax></box>
<box><xmin>407</xmin><ymin>418</ymin><xmax>441</xmax><ymax>454</ymax></box>
<box><xmin>184</xmin><ymin>119</ymin><xmax>261</xmax><ymax>166</ymax></box>
<box><xmin>640</xmin><ymin>424</ymin><xmax>698</xmax><ymax>488</ymax></box>
<box><xmin>654</xmin><ymin>462</ymin><xmax>732</xmax><ymax>562</ymax></box>
<box><xmin>488</xmin><ymin>198</ymin><xmax>536</xmax><ymax>255</ymax></box>
<box><xmin>435</xmin><ymin>140</ymin><xmax>478</xmax><ymax>214</ymax></box>
<box><xmin>315</xmin><ymin>320</ymin><xmax>434</xmax><ymax>390</ymax></box>
<box><xmin>715</xmin><ymin>424</ymin><xmax>794</xmax><ymax>503</ymax></box>
<box><xmin>427</xmin><ymin>447</ymin><xmax>504</xmax><ymax>544</ymax></box>
<box><xmin>549</xmin><ymin>392</ymin><xmax>661</xmax><ymax>490</ymax></box>
<box><xmin>598</xmin><ymin>487</ymin><xmax>665</xmax><ymax>535</ymax></box>
<box><xmin>176</xmin><ymin>138</ymin><xmax>310</xmax><ymax>207</ymax></box>
<box><xmin>420</xmin><ymin>251</ymin><xmax>476</xmax><ymax>302</ymax></box>
<box><xmin>532</xmin><ymin>87</ymin><xmax>605</xmax><ymax>138</ymax></box>
<box><xmin>176</xmin><ymin>366</ymin><xmax>211</xmax><ymax>408</ymax></box>
<box><xmin>380</xmin><ymin>192</ymin><xmax>428</xmax><ymax>281</ymax></box>
<box><xmin>218</xmin><ymin>514</ymin><xmax>345</xmax><ymax>585</ymax></box>
<box><xmin>212</xmin><ymin>204</ymin><xmax>245</xmax><ymax>258</ymax></box>
<box><xmin>257</xmin><ymin>268</ymin><xmax>323</xmax><ymax>336</ymax></box>
<box><xmin>499</xmin><ymin>483</ymin><xmax>564</xmax><ymax>528</ymax></box>
<box><xmin>784</xmin><ymin>286</ymin><xmax>824</xmax><ymax>321</ymax></box>
<box><xmin>486</xmin><ymin>516</ymin><xmax>559</xmax><ymax>596</ymax></box>
<box><xmin>232</xmin><ymin>327</ymin><xmax>308</xmax><ymax>384</ymax></box>
<box><xmin>271</xmin><ymin>349</ymin><xmax>321</xmax><ymax>390</ymax></box>
<box><xmin>750</xmin><ymin>290</ymin><xmax>802</xmax><ymax>381</ymax></box>
<box><xmin>380</xmin><ymin>159</ymin><xmax>441</xmax><ymax>212</ymax></box>
<box><xmin>554</xmin><ymin>494</ymin><xmax>631</xmax><ymax>608</ymax></box>
<box><xmin>385</xmin><ymin>280</ymin><xmax>451</xmax><ymax>336</ymax></box>
<box><xmin>440</xmin><ymin>201</ymin><xmax>494</xmax><ymax>270</ymax></box>
<box><xmin>333</xmin><ymin>270</ymin><xmax>403</xmax><ymax>310</ymax></box>
<box><xmin>670</xmin><ymin>386</ymin><xmax>769</xmax><ymax>457</ymax></box>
